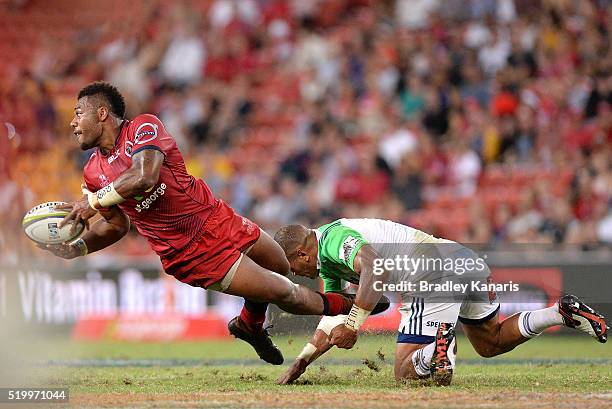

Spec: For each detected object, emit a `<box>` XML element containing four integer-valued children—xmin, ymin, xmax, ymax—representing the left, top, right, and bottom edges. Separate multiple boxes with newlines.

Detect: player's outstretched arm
<box><xmin>41</xmin><ymin>206</ymin><xmax>129</xmax><ymax>259</ymax></box>
<box><xmin>330</xmin><ymin>245</ymin><xmax>388</xmax><ymax>349</ymax></box>
<box><xmin>277</xmin><ymin>315</ymin><xmax>345</xmax><ymax>385</ymax></box>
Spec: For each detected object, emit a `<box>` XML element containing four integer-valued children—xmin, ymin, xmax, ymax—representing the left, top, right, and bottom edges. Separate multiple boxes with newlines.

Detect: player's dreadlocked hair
<box><xmin>78</xmin><ymin>81</ymin><xmax>126</xmax><ymax>118</ymax></box>
<box><xmin>274</xmin><ymin>224</ymin><xmax>310</xmax><ymax>259</ymax></box>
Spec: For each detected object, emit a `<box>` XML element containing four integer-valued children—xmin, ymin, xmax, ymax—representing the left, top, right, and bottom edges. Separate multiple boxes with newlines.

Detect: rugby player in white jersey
<box><xmin>274</xmin><ymin>219</ymin><xmax>608</xmax><ymax>385</ymax></box>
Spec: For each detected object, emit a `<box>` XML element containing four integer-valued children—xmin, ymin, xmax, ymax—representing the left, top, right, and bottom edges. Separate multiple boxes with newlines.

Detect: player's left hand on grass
<box><xmin>277</xmin><ymin>359</ymin><xmax>308</xmax><ymax>385</ymax></box>
<box><xmin>329</xmin><ymin>324</ymin><xmax>358</xmax><ymax>349</ymax></box>
<box><xmin>57</xmin><ymin>197</ymin><xmax>96</xmax><ymax>233</ymax></box>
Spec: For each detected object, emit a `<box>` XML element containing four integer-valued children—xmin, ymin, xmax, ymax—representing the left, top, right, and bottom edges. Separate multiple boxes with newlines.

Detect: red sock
<box><xmin>320</xmin><ymin>292</ymin><xmax>348</xmax><ymax>316</ymax></box>
<box><xmin>239</xmin><ymin>301</ymin><xmax>267</xmax><ymax>331</ymax></box>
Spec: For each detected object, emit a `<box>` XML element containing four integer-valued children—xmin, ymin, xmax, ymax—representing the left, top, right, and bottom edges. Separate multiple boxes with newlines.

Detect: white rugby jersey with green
<box><xmin>314</xmin><ymin>218</ymin><xmax>499</xmax><ymax>343</ymax></box>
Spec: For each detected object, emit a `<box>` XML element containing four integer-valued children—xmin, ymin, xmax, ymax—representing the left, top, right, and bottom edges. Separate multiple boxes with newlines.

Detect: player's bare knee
<box><xmin>466</xmin><ymin>322</ymin><xmax>506</xmax><ymax>358</ymax></box>
<box><xmin>273</xmin><ymin>282</ymin><xmax>300</xmax><ymax>306</ymax></box>
<box><xmin>472</xmin><ymin>337</ymin><xmax>505</xmax><ymax>358</ymax></box>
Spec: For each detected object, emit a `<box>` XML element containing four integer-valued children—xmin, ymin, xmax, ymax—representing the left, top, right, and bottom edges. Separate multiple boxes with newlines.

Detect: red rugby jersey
<box><xmin>83</xmin><ymin>114</ymin><xmax>218</xmax><ymax>257</ymax></box>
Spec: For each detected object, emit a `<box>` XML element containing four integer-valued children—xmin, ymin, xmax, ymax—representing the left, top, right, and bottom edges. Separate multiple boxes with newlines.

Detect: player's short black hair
<box><xmin>274</xmin><ymin>224</ymin><xmax>310</xmax><ymax>259</ymax></box>
<box><xmin>78</xmin><ymin>81</ymin><xmax>126</xmax><ymax>118</ymax></box>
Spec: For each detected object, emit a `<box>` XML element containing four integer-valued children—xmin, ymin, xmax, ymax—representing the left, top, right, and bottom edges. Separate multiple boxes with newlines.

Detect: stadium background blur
<box><xmin>1</xmin><ymin>0</ymin><xmax>611</xmax><ymax>264</ymax></box>
<box><xmin>0</xmin><ymin>3</ymin><xmax>611</xmax><ymax>406</ymax></box>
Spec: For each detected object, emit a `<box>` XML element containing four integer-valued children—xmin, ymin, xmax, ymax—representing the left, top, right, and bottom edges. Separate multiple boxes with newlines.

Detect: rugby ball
<box><xmin>22</xmin><ymin>201</ymin><xmax>85</xmax><ymax>244</ymax></box>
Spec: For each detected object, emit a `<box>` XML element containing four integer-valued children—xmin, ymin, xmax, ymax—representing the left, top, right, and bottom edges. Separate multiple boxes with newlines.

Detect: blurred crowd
<box><xmin>1</xmin><ymin>0</ymin><xmax>611</xmax><ymax>262</ymax></box>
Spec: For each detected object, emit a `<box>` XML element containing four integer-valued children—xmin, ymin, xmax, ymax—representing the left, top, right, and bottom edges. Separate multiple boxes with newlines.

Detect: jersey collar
<box><xmin>99</xmin><ymin>119</ymin><xmax>128</xmax><ymax>157</ymax></box>
<box><xmin>313</xmin><ymin>228</ymin><xmax>322</xmax><ymax>271</ymax></box>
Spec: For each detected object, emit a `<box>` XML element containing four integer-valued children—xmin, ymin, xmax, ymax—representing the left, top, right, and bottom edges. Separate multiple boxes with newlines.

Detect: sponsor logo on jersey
<box><xmin>98</xmin><ymin>174</ymin><xmax>109</xmax><ymax>185</ymax></box>
<box><xmin>135</xmin><ymin>183</ymin><xmax>166</xmax><ymax>212</ymax></box>
<box><xmin>339</xmin><ymin>236</ymin><xmax>360</xmax><ymax>263</ymax></box>
<box><xmin>134</xmin><ymin>122</ymin><xmax>158</xmax><ymax>145</ymax></box>
<box><xmin>241</xmin><ymin>217</ymin><xmax>255</xmax><ymax>235</ymax></box>
<box><xmin>107</xmin><ymin>148</ymin><xmax>121</xmax><ymax>164</ymax></box>
<box><xmin>125</xmin><ymin>141</ymin><xmax>133</xmax><ymax>157</ymax></box>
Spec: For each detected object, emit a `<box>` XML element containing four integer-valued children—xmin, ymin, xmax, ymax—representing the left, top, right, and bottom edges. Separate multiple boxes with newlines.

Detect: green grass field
<box><xmin>23</xmin><ymin>334</ymin><xmax>612</xmax><ymax>408</ymax></box>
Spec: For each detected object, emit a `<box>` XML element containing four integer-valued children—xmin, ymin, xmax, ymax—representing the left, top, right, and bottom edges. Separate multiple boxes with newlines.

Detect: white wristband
<box><xmin>344</xmin><ymin>305</ymin><xmax>371</xmax><ymax>331</ymax></box>
<box><xmin>296</xmin><ymin>343</ymin><xmax>317</xmax><ymax>361</ymax></box>
<box><xmin>317</xmin><ymin>315</ymin><xmax>347</xmax><ymax>335</ymax></box>
<box><xmin>71</xmin><ymin>238</ymin><xmax>88</xmax><ymax>257</ymax></box>
<box><xmin>95</xmin><ymin>182</ymin><xmax>125</xmax><ymax>208</ymax></box>
<box><xmin>87</xmin><ymin>192</ymin><xmax>100</xmax><ymax>210</ymax></box>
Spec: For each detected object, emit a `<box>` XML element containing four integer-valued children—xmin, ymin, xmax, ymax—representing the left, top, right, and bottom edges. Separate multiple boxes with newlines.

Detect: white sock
<box><xmin>412</xmin><ymin>342</ymin><xmax>436</xmax><ymax>376</ymax></box>
<box><xmin>518</xmin><ymin>306</ymin><xmax>564</xmax><ymax>338</ymax></box>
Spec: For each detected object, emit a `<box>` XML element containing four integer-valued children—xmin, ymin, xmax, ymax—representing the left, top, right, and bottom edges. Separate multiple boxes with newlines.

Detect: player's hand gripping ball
<box><xmin>22</xmin><ymin>201</ymin><xmax>85</xmax><ymax>245</ymax></box>
<box><xmin>58</xmin><ymin>193</ymin><xmax>98</xmax><ymax>233</ymax></box>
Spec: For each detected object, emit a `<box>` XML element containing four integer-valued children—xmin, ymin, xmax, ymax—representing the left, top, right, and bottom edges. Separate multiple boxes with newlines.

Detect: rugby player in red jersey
<box><xmin>38</xmin><ymin>81</ymin><xmax>356</xmax><ymax>365</ymax></box>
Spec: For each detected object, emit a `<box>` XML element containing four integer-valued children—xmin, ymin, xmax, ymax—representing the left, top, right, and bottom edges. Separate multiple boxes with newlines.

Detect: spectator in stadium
<box><xmin>1</xmin><ymin>0</ymin><xmax>611</xmax><ymax>261</ymax></box>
